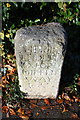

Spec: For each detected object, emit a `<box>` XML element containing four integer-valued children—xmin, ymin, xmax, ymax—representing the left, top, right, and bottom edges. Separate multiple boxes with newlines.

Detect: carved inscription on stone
<box><xmin>15</xmin><ymin>22</ymin><xmax>67</xmax><ymax>99</ymax></box>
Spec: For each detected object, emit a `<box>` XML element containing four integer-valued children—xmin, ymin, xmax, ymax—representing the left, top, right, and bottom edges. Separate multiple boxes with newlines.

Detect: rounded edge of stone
<box><xmin>45</xmin><ymin>22</ymin><xmax>61</xmax><ymax>26</ymax></box>
<box><xmin>15</xmin><ymin>22</ymin><xmax>66</xmax><ymax>37</ymax></box>
<box><xmin>16</xmin><ymin>27</ymin><xmax>27</xmax><ymax>35</ymax></box>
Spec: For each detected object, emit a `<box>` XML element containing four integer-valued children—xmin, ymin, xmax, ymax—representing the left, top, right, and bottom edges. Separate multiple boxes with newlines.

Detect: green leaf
<box><xmin>35</xmin><ymin>19</ymin><xmax>40</xmax><ymax>23</ymax></box>
<box><xmin>40</xmin><ymin>2</ymin><xmax>47</xmax><ymax>10</ymax></box>
<box><xmin>11</xmin><ymin>24</ymin><xmax>15</xmax><ymax>29</ymax></box>
<box><xmin>76</xmin><ymin>8</ymin><xmax>79</xmax><ymax>13</ymax></box>
<box><xmin>58</xmin><ymin>2</ymin><xmax>63</xmax><ymax>9</ymax></box>
<box><xmin>12</xmin><ymin>2</ymin><xmax>18</xmax><ymax>7</ymax></box>
<box><xmin>21</xmin><ymin>20</ymin><xmax>24</xmax><ymax>25</ymax></box>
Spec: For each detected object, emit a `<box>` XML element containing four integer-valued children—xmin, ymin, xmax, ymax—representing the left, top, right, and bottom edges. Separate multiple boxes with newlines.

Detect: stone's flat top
<box><xmin>15</xmin><ymin>22</ymin><xmax>67</xmax><ymax>45</ymax></box>
<box><xmin>15</xmin><ymin>22</ymin><xmax>67</xmax><ymax>99</ymax></box>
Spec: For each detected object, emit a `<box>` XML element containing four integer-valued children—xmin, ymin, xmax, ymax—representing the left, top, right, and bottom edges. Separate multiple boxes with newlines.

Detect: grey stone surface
<box><xmin>14</xmin><ymin>22</ymin><xmax>67</xmax><ymax>99</ymax></box>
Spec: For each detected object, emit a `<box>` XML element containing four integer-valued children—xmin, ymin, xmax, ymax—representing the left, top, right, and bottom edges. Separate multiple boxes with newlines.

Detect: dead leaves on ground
<box><xmin>36</xmin><ymin>112</ymin><xmax>40</xmax><ymax>116</ymax></box>
<box><xmin>71</xmin><ymin>113</ymin><xmax>78</xmax><ymax>119</ymax></box>
<box><xmin>2</xmin><ymin>55</ymin><xmax>17</xmax><ymax>90</ymax></box>
<box><xmin>2</xmin><ymin>106</ymin><xmax>29</xmax><ymax>119</ymax></box>
<box><xmin>44</xmin><ymin>99</ymin><xmax>50</xmax><ymax>105</ymax></box>
<box><xmin>56</xmin><ymin>99</ymin><xmax>63</xmax><ymax>104</ymax></box>
<box><xmin>17</xmin><ymin>108</ymin><xmax>29</xmax><ymax>119</ymax></box>
<box><xmin>30</xmin><ymin>103</ymin><xmax>38</xmax><ymax>109</ymax></box>
<box><xmin>9</xmin><ymin>108</ymin><xmax>16</xmax><ymax>116</ymax></box>
<box><xmin>17</xmin><ymin>108</ymin><xmax>25</xmax><ymax>115</ymax></box>
<box><xmin>73</xmin><ymin>96</ymin><xmax>80</xmax><ymax>102</ymax></box>
<box><xmin>2</xmin><ymin>106</ymin><xmax>9</xmax><ymax>113</ymax></box>
<box><xmin>61</xmin><ymin>93</ymin><xmax>71</xmax><ymax>101</ymax></box>
<box><xmin>40</xmin><ymin>106</ymin><xmax>54</xmax><ymax>110</ymax></box>
<box><xmin>19</xmin><ymin>115</ymin><xmax>29</xmax><ymax>120</ymax></box>
<box><xmin>2</xmin><ymin>106</ymin><xmax>16</xmax><ymax>116</ymax></box>
<box><xmin>2</xmin><ymin>96</ymin><xmax>80</xmax><ymax>119</ymax></box>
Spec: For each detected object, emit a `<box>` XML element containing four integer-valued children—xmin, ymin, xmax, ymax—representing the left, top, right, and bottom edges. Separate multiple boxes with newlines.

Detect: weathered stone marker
<box><xmin>14</xmin><ymin>22</ymin><xmax>67</xmax><ymax>99</ymax></box>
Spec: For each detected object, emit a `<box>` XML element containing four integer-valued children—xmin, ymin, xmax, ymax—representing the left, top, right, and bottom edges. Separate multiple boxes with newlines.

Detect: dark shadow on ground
<box><xmin>58</xmin><ymin>24</ymin><xmax>80</xmax><ymax>95</ymax></box>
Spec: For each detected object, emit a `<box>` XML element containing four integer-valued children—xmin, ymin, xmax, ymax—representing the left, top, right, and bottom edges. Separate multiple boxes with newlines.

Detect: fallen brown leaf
<box><xmin>62</xmin><ymin>107</ymin><xmax>68</xmax><ymax>113</ymax></box>
<box><xmin>17</xmin><ymin>108</ymin><xmax>25</xmax><ymax>115</ymax></box>
<box><xmin>2</xmin><ymin>76</ymin><xmax>6</xmax><ymax>80</ymax></box>
<box><xmin>29</xmin><ymin>100</ymin><xmax>37</xmax><ymax>104</ymax></box>
<box><xmin>71</xmin><ymin>113</ymin><xmax>78</xmax><ymax>119</ymax></box>
<box><xmin>70</xmin><ymin>99</ymin><xmax>74</xmax><ymax>102</ymax></box>
<box><xmin>62</xmin><ymin>93</ymin><xmax>71</xmax><ymax>101</ymax></box>
<box><xmin>19</xmin><ymin>115</ymin><xmax>29</xmax><ymax>120</ymax></box>
<box><xmin>46</xmin><ymin>112</ymin><xmax>49</xmax><ymax>115</ymax></box>
<box><xmin>62</xmin><ymin>92</ymin><xmax>65</xmax><ymax>99</ymax></box>
<box><xmin>9</xmin><ymin>108</ymin><xmax>16</xmax><ymax>116</ymax></box>
<box><xmin>44</xmin><ymin>99</ymin><xmax>50</xmax><ymax>105</ymax></box>
<box><xmin>64</xmin><ymin>95</ymin><xmax>71</xmax><ymax>101</ymax></box>
<box><xmin>2</xmin><ymin>106</ymin><xmax>9</xmax><ymax>113</ymax></box>
<box><xmin>27</xmin><ymin>110</ymin><xmax>32</xmax><ymax>114</ymax></box>
<box><xmin>73</xmin><ymin>96</ymin><xmax>80</xmax><ymax>102</ymax></box>
<box><xmin>4</xmin><ymin>65</ymin><xmax>13</xmax><ymax>71</ymax></box>
<box><xmin>12</xmin><ymin>68</ymin><xmax>16</xmax><ymax>73</ymax></box>
<box><xmin>40</xmin><ymin>106</ymin><xmax>48</xmax><ymax>110</ymax></box>
<box><xmin>65</xmin><ymin>100</ymin><xmax>70</xmax><ymax>104</ymax></box>
<box><xmin>36</xmin><ymin>112</ymin><xmax>39</xmax><ymax>116</ymax></box>
<box><xmin>2</xmin><ymin>80</ymin><xmax>9</xmax><ymax>84</ymax></box>
<box><xmin>0</xmin><ymin>83</ymin><xmax>5</xmax><ymax>87</ymax></box>
<box><xmin>57</xmin><ymin>99</ymin><xmax>63</xmax><ymax>104</ymax></box>
<box><xmin>30</xmin><ymin>104</ymin><xmax>37</xmax><ymax>108</ymax></box>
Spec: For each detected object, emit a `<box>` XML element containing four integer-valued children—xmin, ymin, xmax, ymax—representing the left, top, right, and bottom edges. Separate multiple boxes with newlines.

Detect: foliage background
<box><xmin>2</xmin><ymin>2</ymin><xmax>80</xmax><ymax>104</ymax></box>
<box><xmin>2</xmin><ymin>2</ymin><xmax>80</xmax><ymax>54</ymax></box>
